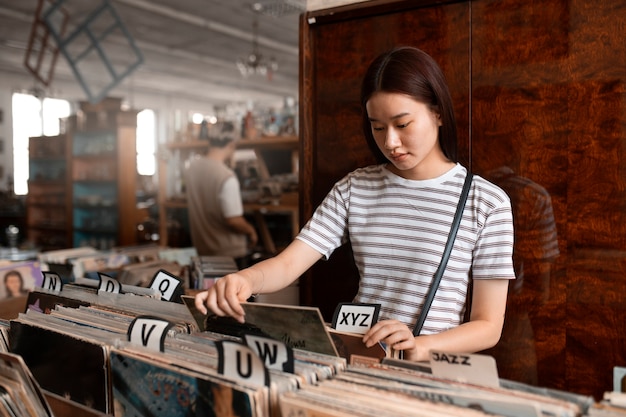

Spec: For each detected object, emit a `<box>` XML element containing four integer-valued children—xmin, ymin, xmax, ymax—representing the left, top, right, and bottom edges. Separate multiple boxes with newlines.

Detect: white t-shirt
<box><xmin>219</xmin><ymin>176</ymin><xmax>244</xmax><ymax>218</ymax></box>
<box><xmin>296</xmin><ymin>163</ymin><xmax>515</xmax><ymax>334</ymax></box>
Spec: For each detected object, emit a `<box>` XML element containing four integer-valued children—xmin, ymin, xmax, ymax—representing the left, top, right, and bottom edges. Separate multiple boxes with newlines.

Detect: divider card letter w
<box><xmin>127</xmin><ymin>316</ymin><xmax>174</xmax><ymax>352</ymax></box>
<box><xmin>243</xmin><ymin>333</ymin><xmax>295</xmax><ymax>373</ymax></box>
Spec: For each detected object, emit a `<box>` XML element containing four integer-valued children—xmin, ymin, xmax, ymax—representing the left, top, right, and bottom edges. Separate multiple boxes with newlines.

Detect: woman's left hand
<box><xmin>363</xmin><ymin>319</ymin><xmax>424</xmax><ymax>360</ymax></box>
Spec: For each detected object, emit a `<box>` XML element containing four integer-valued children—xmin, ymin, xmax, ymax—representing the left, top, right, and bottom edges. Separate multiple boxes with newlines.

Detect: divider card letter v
<box><xmin>127</xmin><ymin>316</ymin><xmax>175</xmax><ymax>352</ymax></box>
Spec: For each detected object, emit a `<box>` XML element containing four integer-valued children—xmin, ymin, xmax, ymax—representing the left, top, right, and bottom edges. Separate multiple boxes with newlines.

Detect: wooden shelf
<box><xmin>237</xmin><ymin>135</ymin><xmax>299</xmax><ymax>149</ymax></box>
<box><xmin>165</xmin><ymin>135</ymin><xmax>298</xmax><ymax>150</ymax></box>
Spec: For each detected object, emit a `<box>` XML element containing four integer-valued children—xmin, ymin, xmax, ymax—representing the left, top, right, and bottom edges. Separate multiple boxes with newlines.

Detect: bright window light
<box><xmin>136</xmin><ymin>109</ymin><xmax>156</xmax><ymax>176</ymax></box>
<box><xmin>12</xmin><ymin>94</ymin><xmax>71</xmax><ymax>195</ymax></box>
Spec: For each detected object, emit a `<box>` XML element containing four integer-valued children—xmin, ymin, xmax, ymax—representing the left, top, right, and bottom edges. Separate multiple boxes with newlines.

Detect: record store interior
<box><xmin>0</xmin><ymin>0</ymin><xmax>625</xmax><ymax>416</ymax></box>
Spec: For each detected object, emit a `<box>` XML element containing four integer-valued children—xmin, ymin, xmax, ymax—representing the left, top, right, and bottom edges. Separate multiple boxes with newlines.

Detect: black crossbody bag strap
<box><xmin>412</xmin><ymin>172</ymin><xmax>474</xmax><ymax>336</ymax></box>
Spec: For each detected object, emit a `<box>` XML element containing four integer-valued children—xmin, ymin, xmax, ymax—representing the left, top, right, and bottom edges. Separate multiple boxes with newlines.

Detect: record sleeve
<box><xmin>110</xmin><ymin>348</ymin><xmax>265</xmax><ymax>417</ymax></box>
<box><xmin>9</xmin><ymin>319</ymin><xmax>112</xmax><ymax>413</ymax></box>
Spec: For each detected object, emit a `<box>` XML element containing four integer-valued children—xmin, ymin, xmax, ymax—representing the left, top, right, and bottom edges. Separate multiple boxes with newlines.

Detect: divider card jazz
<box><xmin>429</xmin><ymin>350</ymin><xmax>500</xmax><ymax>388</ymax></box>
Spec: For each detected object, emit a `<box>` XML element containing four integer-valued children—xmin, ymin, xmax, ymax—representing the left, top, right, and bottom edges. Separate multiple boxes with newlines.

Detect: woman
<box><xmin>4</xmin><ymin>270</ymin><xmax>27</xmax><ymax>298</ymax></box>
<box><xmin>196</xmin><ymin>46</ymin><xmax>515</xmax><ymax>362</ymax></box>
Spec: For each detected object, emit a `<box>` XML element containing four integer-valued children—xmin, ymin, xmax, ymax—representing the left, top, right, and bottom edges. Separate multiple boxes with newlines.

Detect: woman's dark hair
<box><xmin>360</xmin><ymin>46</ymin><xmax>458</xmax><ymax>163</ymax></box>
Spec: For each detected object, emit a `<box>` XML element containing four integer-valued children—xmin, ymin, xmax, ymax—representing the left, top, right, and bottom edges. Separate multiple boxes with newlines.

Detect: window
<box><xmin>136</xmin><ymin>109</ymin><xmax>156</xmax><ymax>176</ymax></box>
<box><xmin>13</xmin><ymin>95</ymin><xmax>156</xmax><ymax>195</ymax></box>
<box><xmin>12</xmin><ymin>93</ymin><xmax>71</xmax><ymax>195</ymax></box>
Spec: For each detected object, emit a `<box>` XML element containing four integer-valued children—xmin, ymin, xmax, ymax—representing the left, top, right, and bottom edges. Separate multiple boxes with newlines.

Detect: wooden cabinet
<box><xmin>70</xmin><ymin>109</ymin><xmax>138</xmax><ymax>249</ymax></box>
<box><xmin>157</xmin><ymin>135</ymin><xmax>300</xmax><ymax>253</ymax></box>
<box><xmin>26</xmin><ymin>134</ymin><xmax>72</xmax><ymax>250</ymax></box>
<box><xmin>301</xmin><ymin>0</ymin><xmax>626</xmax><ymax>400</ymax></box>
<box><xmin>26</xmin><ymin>105</ymin><xmax>139</xmax><ymax>251</ymax></box>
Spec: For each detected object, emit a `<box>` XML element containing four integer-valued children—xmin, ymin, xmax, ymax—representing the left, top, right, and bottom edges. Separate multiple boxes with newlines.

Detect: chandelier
<box><xmin>236</xmin><ymin>18</ymin><xmax>278</xmax><ymax>79</ymax></box>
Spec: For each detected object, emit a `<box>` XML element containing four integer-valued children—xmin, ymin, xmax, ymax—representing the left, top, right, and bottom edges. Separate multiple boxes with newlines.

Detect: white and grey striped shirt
<box><xmin>297</xmin><ymin>163</ymin><xmax>515</xmax><ymax>334</ymax></box>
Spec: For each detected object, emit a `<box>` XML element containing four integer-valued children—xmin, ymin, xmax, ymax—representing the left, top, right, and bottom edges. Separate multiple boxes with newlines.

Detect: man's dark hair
<box><xmin>209</xmin><ymin>120</ymin><xmax>237</xmax><ymax>148</ymax></box>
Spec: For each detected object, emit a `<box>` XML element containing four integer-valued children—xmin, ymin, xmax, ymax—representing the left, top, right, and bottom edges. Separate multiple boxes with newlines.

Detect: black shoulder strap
<box><xmin>413</xmin><ymin>172</ymin><xmax>474</xmax><ymax>336</ymax></box>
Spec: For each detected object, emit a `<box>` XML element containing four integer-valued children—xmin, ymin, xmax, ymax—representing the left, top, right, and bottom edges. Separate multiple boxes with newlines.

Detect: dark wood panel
<box><xmin>471</xmin><ymin>0</ymin><xmax>626</xmax><ymax>400</ymax></box>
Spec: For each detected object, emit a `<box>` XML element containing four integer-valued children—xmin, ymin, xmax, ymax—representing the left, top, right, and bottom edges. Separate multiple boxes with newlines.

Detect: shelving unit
<box><xmin>70</xmin><ymin>104</ymin><xmax>139</xmax><ymax>249</ymax></box>
<box><xmin>26</xmin><ymin>134</ymin><xmax>72</xmax><ymax>251</ymax></box>
<box><xmin>157</xmin><ymin>134</ymin><xmax>300</xmax><ymax>253</ymax></box>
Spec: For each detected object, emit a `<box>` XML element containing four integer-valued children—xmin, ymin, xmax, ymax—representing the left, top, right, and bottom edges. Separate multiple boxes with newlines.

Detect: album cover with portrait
<box><xmin>0</xmin><ymin>261</ymin><xmax>42</xmax><ymax>300</ymax></box>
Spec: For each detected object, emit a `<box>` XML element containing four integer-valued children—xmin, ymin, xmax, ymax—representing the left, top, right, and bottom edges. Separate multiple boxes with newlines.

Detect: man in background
<box><xmin>184</xmin><ymin>120</ymin><xmax>258</xmax><ymax>268</ymax></box>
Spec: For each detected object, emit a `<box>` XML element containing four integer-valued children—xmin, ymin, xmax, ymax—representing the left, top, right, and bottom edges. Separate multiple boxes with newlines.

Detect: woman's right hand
<box><xmin>194</xmin><ymin>240</ymin><xmax>323</xmax><ymax>323</ymax></box>
<box><xmin>194</xmin><ymin>272</ymin><xmax>254</xmax><ymax>323</ymax></box>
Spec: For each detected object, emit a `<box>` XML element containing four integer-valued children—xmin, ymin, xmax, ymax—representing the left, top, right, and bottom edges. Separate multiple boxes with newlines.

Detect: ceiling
<box><xmin>0</xmin><ymin>0</ymin><xmax>304</xmax><ymax>107</ymax></box>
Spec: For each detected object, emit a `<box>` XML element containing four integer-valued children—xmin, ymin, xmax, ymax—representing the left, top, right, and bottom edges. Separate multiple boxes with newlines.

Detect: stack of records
<box><xmin>0</xmin><ymin>351</ymin><xmax>54</xmax><ymax>417</ymax></box>
<box><xmin>190</xmin><ymin>256</ymin><xmax>239</xmax><ymax>290</ymax></box>
<box><xmin>278</xmin><ymin>360</ymin><xmax>595</xmax><ymax>417</ymax></box>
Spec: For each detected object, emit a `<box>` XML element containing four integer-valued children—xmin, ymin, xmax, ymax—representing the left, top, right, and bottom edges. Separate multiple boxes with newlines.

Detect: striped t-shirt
<box><xmin>296</xmin><ymin>163</ymin><xmax>515</xmax><ymax>334</ymax></box>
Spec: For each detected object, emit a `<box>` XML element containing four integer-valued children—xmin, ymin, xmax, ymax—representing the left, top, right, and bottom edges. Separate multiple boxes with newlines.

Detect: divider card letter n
<box><xmin>41</xmin><ymin>271</ymin><xmax>63</xmax><ymax>293</ymax></box>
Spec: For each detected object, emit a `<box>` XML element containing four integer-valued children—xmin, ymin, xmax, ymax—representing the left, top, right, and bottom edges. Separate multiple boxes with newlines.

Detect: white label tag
<box><xmin>127</xmin><ymin>316</ymin><xmax>173</xmax><ymax>352</ymax></box>
<box><xmin>243</xmin><ymin>333</ymin><xmax>294</xmax><ymax>373</ymax></box>
<box><xmin>97</xmin><ymin>272</ymin><xmax>122</xmax><ymax>294</ymax></box>
<box><xmin>331</xmin><ymin>303</ymin><xmax>380</xmax><ymax>334</ymax></box>
<box><xmin>148</xmin><ymin>270</ymin><xmax>182</xmax><ymax>301</ymax></box>
<box><xmin>40</xmin><ymin>271</ymin><xmax>63</xmax><ymax>293</ymax></box>
<box><xmin>429</xmin><ymin>350</ymin><xmax>500</xmax><ymax>388</ymax></box>
<box><xmin>216</xmin><ymin>340</ymin><xmax>269</xmax><ymax>388</ymax></box>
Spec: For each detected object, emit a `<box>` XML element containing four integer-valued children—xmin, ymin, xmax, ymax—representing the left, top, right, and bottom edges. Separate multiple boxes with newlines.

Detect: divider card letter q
<box><xmin>148</xmin><ymin>269</ymin><xmax>183</xmax><ymax>302</ymax></box>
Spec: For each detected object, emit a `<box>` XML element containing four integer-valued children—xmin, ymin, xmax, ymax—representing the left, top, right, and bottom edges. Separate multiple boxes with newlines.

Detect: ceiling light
<box><xmin>236</xmin><ymin>18</ymin><xmax>277</xmax><ymax>79</ymax></box>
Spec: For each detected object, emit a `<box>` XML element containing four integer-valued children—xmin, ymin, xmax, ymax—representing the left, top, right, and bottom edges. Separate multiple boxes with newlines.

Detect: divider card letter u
<box><xmin>216</xmin><ymin>340</ymin><xmax>270</xmax><ymax>388</ymax></box>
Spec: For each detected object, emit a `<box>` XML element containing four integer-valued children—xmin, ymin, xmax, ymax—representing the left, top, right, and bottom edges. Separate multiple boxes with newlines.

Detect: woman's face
<box><xmin>5</xmin><ymin>274</ymin><xmax>22</xmax><ymax>296</ymax></box>
<box><xmin>366</xmin><ymin>92</ymin><xmax>449</xmax><ymax>180</ymax></box>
